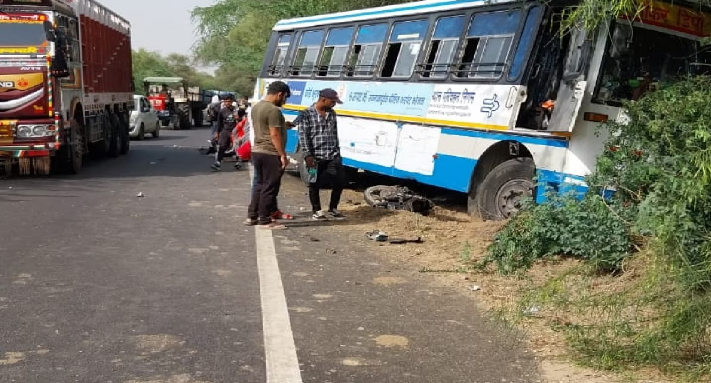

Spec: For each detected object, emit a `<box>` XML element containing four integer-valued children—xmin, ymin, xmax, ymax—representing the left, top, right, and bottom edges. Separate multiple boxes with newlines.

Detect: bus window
<box><xmin>594</xmin><ymin>22</ymin><xmax>700</xmax><ymax>104</ymax></box>
<box><xmin>348</xmin><ymin>23</ymin><xmax>388</xmax><ymax>77</ymax></box>
<box><xmin>381</xmin><ymin>19</ymin><xmax>429</xmax><ymax>78</ymax></box>
<box><xmin>457</xmin><ymin>10</ymin><xmax>522</xmax><ymax>79</ymax></box>
<box><xmin>317</xmin><ymin>27</ymin><xmax>354</xmax><ymax>77</ymax></box>
<box><xmin>269</xmin><ymin>34</ymin><xmax>292</xmax><ymax>76</ymax></box>
<box><xmin>421</xmin><ymin>15</ymin><xmax>465</xmax><ymax>78</ymax></box>
<box><xmin>291</xmin><ymin>30</ymin><xmax>324</xmax><ymax>76</ymax></box>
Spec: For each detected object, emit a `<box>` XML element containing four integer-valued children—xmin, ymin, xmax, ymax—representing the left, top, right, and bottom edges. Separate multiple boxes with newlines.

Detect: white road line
<box><xmin>250</xmin><ymin>166</ymin><xmax>303</xmax><ymax>383</ymax></box>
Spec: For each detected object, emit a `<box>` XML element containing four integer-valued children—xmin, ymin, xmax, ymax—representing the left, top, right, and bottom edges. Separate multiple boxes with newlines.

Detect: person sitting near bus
<box><xmin>232</xmin><ymin>109</ymin><xmax>250</xmax><ymax>169</ymax></box>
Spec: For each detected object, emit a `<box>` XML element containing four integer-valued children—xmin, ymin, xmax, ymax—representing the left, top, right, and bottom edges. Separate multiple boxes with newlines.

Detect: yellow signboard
<box><xmin>630</xmin><ymin>0</ymin><xmax>711</xmax><ymax>37</ymax></box>
<box><xmin>0</xmin><ymin>73</ymin><xmax>44</xmax><ymax>91</ymax></box>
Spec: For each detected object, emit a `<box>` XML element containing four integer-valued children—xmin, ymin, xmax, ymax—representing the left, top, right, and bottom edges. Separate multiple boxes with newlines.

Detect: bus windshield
<box><xmin>595</xmin><ymin>22</ymin><xmax>706</xmax><ymax>104</ymax></box>
<box><xmin>0</xmin><ymin>19</ymin><xmax>47</xmax><ymax>47</ymax></box>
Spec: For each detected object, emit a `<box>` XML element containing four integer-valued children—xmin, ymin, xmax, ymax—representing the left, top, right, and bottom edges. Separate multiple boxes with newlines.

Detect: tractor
<box><xmin>143</xmin><ymin>77</ymin><xmax>207</xmax><ymax>130</ymax></box>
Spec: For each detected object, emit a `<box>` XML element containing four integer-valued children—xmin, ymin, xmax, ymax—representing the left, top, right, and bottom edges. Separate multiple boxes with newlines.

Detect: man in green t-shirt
<box><xmin>246</xmin><ymin>81</ymin><xmax>291</xmax><ymax>225</ymax></box>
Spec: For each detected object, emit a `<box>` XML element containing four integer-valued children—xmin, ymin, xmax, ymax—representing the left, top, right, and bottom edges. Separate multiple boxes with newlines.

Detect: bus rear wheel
<box><xmin>470</xmin><ymin>157</ymin><xmax>535</xmax><ymax>221</ymax></box>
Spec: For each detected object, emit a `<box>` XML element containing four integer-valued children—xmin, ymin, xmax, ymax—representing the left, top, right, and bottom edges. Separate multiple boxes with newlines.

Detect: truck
<box><xmin>143</xmin><ymin>77</ymin><xmax>208</xmax><ymax>130</ymax></box>
<box><xmin>0</xmin><ymin>0</ymin><xmax>133</xmax><ymax>176</ymax></box>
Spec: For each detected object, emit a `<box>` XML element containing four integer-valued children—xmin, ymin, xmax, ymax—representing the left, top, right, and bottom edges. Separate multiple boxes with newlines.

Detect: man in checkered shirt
<box><xmin>297</xmin><ymin>88</ymin><xmax>347</xmax><ymax>220</ymax></box>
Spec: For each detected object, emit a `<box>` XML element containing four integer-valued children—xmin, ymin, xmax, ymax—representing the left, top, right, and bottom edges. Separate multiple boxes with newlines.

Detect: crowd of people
<box><xmin>204</xmin><ymin>81</ymin><xmax>347</xmax><ymax>225</ymax></box>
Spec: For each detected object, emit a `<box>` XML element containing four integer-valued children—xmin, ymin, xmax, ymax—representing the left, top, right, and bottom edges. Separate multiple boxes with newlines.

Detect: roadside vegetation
<box><xmin>479</xmin><ymin>76</ymin><xmax>711</xmax><ymax>379</ymax></box>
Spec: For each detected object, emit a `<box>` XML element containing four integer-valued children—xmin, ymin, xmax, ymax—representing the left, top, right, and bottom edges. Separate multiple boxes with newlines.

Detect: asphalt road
<box><xmin>0</xmin><ymin>126</ymin><xmax>541</xmax><ymax>383</ymax></box>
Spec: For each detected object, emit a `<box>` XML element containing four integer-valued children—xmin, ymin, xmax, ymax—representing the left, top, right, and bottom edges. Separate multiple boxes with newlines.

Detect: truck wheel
<box><xmin>178</xmin><ymin>104</ymin><xmax>191</xmax><ymax>129</ymax></box>
<box><xmin>52</xmin><ymin>119</ymin><xmax>83</xmax><ymax>174</ymax></box>
<box><xmin>107</xmin><ymin>113</ymin><xmax>120</xmax><ymax>157</ymax></box>
<box><xmin>470</xmin><ymin>157</ymin><xmax>535</xmax><ymax>221</ymax></box>
<box><xmin>98</xmin><ymin>115</ymin><xmax>113</xmax><ymax>157</ymax></box>
<box><xmin>118</xmin><ymin>112</ymin><xmax>130</xmax><ymax>155</ymax></box>
<box><xmin>67</xmin><ymin>119</ymin><xmax>84</xmax><ymax>173</ymax></box>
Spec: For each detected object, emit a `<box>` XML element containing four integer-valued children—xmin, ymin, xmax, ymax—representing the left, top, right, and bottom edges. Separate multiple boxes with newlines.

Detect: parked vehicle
<box><xmin>143</xmin><ymin>77</ymin><xmax>209</xmax><ymax>130</ymax></box>
<box><xmin>256</xmin><ymin>0</ymin><xmax>711</xmax><ymax>220</ymax></box>
<box><xmin>0</xmin><ymin>0</ymin><xmax>133</xmax><ymax>175</ymax></box>
<box><xmin>129</xmin><ymin>95</ymin><xmax>160</xmax><ymax>140</ymax></box>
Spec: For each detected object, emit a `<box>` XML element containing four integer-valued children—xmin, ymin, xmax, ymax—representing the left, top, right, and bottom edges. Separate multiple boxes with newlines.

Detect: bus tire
<box><xmin>471</xmin><ymin>157</ymin><xmax>535</xmax><ymax>221</ymax></box>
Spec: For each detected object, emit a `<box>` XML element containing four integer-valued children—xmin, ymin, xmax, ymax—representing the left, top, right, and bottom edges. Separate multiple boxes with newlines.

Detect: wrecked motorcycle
<box><xmin>363</xmin><ymin>185</ymin><xmax>434</xmax><ymax>215</ymax></box>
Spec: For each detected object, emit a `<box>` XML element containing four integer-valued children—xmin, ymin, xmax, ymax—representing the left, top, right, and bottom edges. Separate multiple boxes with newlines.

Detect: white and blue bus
<box><xmin>253</xmin><ymin>0</ymin><xmax>711</xmax><ymax>220</ymax></box>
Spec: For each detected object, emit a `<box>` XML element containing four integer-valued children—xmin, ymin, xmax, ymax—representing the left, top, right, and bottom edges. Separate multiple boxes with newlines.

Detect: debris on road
<box><xmin>366</xmin><ymin>230</ymin><xmax>389</xmax><ymax>242</ymax></box>
<box><xmin>363</xmin><ymin>185</ymin><xmax>434</xmax><ymax>215</ymax></box>
<box><xmin>387</xmin><ymin>237</ymin><xmax>423</xmax><ymax>244</ymax></box>
<box><xmin>469</xmin><ymin>285</ymin><xmax>481</xmax><ymax>291</ymax></box>
<box><xmin>136</xmin><ymin>192</ymin><xmax>144</xmax><ymax>198</ymax></box>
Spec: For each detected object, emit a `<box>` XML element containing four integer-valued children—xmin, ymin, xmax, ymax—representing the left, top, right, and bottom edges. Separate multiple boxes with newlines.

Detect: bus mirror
<box><xmin>43</xmin><ymin>20</ymin><xmax>56</xmax><ymax>42</ymax></box>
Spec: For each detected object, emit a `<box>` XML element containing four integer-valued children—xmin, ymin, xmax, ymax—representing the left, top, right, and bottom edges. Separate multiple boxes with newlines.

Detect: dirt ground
<box><xmin>324</xmin><ymin>188</ymin><xmax>673</xmax><ymax>383</ymax></box>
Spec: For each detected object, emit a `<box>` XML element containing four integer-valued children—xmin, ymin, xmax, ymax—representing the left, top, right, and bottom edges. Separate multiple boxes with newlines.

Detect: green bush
<box><xmin>481</xmin><ymin>192</ymin><xmax>632</xmax><ymax>274</ymax></box>
<box><xmin>483</xmin><ymin>77</ymin><xmax>711</xmax><ymax>376</ymax></box>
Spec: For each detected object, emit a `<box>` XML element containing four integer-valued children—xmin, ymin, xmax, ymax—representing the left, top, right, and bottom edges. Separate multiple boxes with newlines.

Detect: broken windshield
<box><xmin>594</xmin><ymin>22</ymin><xmax>705</xmax><ymax>105</ymax></box>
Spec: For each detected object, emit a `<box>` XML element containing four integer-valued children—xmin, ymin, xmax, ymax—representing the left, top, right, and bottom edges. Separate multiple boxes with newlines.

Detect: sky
<box><xmin>99</xmin><ymin>0</ymin><xmax>218</xmax><ymax>72</ymax></box>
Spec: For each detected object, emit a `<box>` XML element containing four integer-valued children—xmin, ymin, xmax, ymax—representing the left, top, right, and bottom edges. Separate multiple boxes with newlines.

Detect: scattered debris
<box><xmin>523</xmin><ymin>305</ymin><xmax>541</xmax><ymax>316</ymax></box>
<box><xmin>326</xmin><ymin>249</ymin><xmax>337</xmax><ymax>254</ymax></box>
<box><xmin>136</xmin><ymin>192</ymin><xmax>144</xmax><ymax>198</ymax></box>
<box><xmin>387</xmin><ymin>237</ymin><xmax>424</xmax><ymax>244</ymax></box>
<box><xmin>308</xmin><ymin>236</ymin><xmax>320</xmax><ymax>242</ymax></box>
<box><xmin>363</xmin><ymin>185</ymin><xmax>434</xmax><ymax>215</ymax></box>
<box><xmin>468</xmin><ymin>285</ymin><xmax>481</xmax><ymax>291</ymax></box>
<box><xmin>366</xmin><ymin>230</ymin><xmax>389</xmax><ymax>242</ymax></box>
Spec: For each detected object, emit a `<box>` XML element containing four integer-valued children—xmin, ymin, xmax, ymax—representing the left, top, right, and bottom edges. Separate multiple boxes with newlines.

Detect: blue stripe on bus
<box><xmin>275</xmin><ymin>0</ymin><xmax>500</xmax><ymax>27</ymax></box>
<box><xmin>440</xmin><ymin>128</ymin><xmax>569</xmax><ymax>148</ymax></box>
<box><xmin>284</xmin><ymin>110</ymin><xmax>568</xmax><ymax>149</ymax></box>
<box><xmin>343</xmin><ymin>154</ymin><xmax>477</xmax><ymax>192</ymax></box>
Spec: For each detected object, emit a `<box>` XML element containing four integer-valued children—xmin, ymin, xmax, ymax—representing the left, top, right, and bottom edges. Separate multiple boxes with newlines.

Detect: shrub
<box><xmin>483</xmin><ymin>77</ymin><xmax>711</xmax><ymax>376</ymax></box>
<box><xmin>481</xmin><ymin>192</ymin><xmax>632</xmax><ymax>274</ymax></box>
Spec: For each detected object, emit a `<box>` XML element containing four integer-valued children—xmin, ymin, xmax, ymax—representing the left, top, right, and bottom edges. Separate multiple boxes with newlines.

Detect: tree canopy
<box><xmin>131</xmin><ymin>48</ymin><xmax>223</xmax><ymax>95</ymax></box>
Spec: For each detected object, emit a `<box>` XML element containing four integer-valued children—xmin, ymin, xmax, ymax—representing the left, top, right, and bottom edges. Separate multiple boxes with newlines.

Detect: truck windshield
<box><xmin>0</xmin><ymin>21</ymin><xmax>47</xmax><ymax>47</ymax></box>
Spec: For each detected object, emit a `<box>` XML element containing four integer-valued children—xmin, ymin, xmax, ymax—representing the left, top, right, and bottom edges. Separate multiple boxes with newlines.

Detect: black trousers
<box><xmin>216</xmin><ymin>129</ymin><xmax>232</xmax><ymax>162</ymax></box>
<box><xmin>249</xmin><ymin>152</ymin><xmax>283</xmax><ymax>222</ymax></box>
<box><xmin>309</xmin><ymin>156</ymin><xmax>346</xmax><ymax>213</ymax></box>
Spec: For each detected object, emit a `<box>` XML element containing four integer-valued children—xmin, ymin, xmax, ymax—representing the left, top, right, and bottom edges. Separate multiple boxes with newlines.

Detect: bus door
<box><xmin>547</xmin><ymin>27</ymin><xmax>592</xmax><ymax>132</ymax></box>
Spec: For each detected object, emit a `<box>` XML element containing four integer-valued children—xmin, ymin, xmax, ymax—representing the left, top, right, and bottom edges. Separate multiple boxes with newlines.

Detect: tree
<box><xmin>131</xmin><ymin>48</ymin><xmax>222</xmax><ymax>94</ymax></box>
<box><xmin>131</xmin><ymin>48</ymin><xmax>173</xmax><ymax>92</ymax></box>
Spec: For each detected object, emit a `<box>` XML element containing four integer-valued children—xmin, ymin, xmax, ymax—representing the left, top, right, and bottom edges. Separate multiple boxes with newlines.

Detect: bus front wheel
<box><xmin>470</xmin><ymin>157</ymin><xmax>535</xmax><ymax>221</ymax></box>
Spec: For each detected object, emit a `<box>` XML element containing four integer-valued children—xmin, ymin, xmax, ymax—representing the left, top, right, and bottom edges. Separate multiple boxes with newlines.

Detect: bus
<box><xmin>253</xmin><ymin>0</ymin><xmax>711</xmax><ymax>220</ymax></box>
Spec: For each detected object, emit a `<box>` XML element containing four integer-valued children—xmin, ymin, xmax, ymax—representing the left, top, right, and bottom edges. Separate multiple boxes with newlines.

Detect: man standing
<box><xmin>206</xmin><ymin>94</ymin><xmax>222</xmax><ymax>155</ymax></box>
<box><xmin>246</xmin><ymin>81</ymin><xmax>291</xmax><ymax>225</ymax></box>
<box><xmin>210</xmin><ymin>94</ymin><xmax>238</xmax><ymax>171</ymax></box>
<box><xmin>297</xmin><ymin>88</ymin><xmax>346</xmax><ymax>220</ymax></box>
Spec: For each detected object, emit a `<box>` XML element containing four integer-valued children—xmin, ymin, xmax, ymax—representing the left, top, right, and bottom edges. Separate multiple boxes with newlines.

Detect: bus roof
<box><xmin>272</xmin><ymin>0</ymin><xmax>518</xmax><ymax>31</ymax></box>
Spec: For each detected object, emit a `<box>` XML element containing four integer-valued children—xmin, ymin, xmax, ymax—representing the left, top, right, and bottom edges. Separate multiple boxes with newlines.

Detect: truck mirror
<box><xmin>43</xmin><ymin>20</ymin><xmax>56</xmax><ymax>42</ymax></box>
